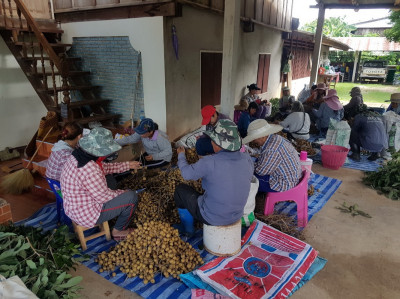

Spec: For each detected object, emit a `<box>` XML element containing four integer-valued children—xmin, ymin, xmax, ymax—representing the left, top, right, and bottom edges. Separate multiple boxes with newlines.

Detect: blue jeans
<box><xmin>255</xmin><ymin>173</ymin><xmax>278</xmax><ymax>193</ymax></box>
<box><xmin>195</xmin><ymin>136</ymin><xmax>214</xmax><ymax>156</ymax></box>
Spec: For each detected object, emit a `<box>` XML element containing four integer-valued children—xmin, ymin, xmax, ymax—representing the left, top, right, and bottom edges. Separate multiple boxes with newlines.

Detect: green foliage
<box><xmin>360</xmin><ymin>51</ymin><xmax>400</xmax><ymax>66</ymax></box>
<box><xmin>363</xmin><ymin>151</ymin><xmax>400</xmax><ymax>200</ymax></box>
<box><xmin>301</xmin><ymin>17</ymin><xmax>356</xmax><ymax>37</ymax></box>
<box><xmin>269</xmin><ymin>98</ymin><xmax>280</xmax><ymax>116</ymax></box>
<box><xmin>385</xmin><ymin>10</ymin><xmax>400</xmax><ymax>42</ymax></box>
<box><xmin>336</xmin><ymin>202</ymin><xmax>372</xmax><ymax>218</ymax></box>
<box><xmin>329</xmin><ymin>51</ymin><xmax>355</xmax><ymax>63</ymax></box>
<box><xmin>0</xmin><ymin>225</ymin><xmax>88</xmax><ymax>298</ymax></box>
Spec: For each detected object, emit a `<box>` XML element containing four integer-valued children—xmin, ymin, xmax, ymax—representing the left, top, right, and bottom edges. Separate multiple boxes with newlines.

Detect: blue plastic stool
<box><xmin>45</xmin><ymin>178</ymin><xmax>72</xmax><ymax>228</ymax></box>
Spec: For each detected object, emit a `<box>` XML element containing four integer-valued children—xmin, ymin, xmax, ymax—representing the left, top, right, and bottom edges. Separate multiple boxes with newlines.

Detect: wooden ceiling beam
<box><xmin>55</xmin><ymin>1</ymin><xmax>177</xmax><ymax>23</ymax></box>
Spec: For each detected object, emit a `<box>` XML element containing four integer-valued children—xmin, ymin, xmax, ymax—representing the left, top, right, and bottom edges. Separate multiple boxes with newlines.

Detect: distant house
<box><xmin>351</xmin><ymin>17</ymin><xmax>391</xmax><ymax>37</ymax></box>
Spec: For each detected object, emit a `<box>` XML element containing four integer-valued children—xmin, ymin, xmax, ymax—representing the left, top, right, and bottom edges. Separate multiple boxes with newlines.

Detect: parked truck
<box><xmin>359</xmin><ymin>61</ymin><xmax>387</xmax><ymax>83</ymax></box>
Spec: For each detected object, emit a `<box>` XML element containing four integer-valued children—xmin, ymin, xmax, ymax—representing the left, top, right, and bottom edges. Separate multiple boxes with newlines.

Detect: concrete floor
<box><xmin>73</xmin><ymin>164</ymin><xmax>400</xmax><ymax>299</ymax></box>
<box><xmin>2</xmin><ymin>159</ymin><xmax>400</xmax><ymax>298</ymax></box>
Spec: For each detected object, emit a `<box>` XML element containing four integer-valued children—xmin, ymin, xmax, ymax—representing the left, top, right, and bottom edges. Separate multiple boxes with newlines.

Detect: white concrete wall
<box><xmin>61</xmin><ymin>17</ymin><xmax>167</xmax><ymax>131</ymax></box>
<box><xmin>0</xmin><ymin>39</ymin><xmax>47</xmax><ymax>149</ymax></box>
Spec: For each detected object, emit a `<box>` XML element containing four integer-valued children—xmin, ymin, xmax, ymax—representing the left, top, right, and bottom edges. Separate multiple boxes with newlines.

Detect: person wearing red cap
<box><xmin>195</xmin><ymin>105</ymin><xmax>230</xmax><ymax>156</ymax></box>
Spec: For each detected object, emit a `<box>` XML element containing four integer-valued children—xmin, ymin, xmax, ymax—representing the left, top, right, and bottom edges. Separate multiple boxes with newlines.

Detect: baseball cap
<box><xmin>201</xmin><ymin>105</ymin><xmax>216</xmax><ymax>125</ymax></box>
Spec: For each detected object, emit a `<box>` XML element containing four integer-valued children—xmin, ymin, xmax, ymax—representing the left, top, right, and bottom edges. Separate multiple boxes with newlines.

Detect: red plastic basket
<box><xmin>321</xmin><ymin>145</ymin><xmax>349</xmax><ymax>170</ymax></box>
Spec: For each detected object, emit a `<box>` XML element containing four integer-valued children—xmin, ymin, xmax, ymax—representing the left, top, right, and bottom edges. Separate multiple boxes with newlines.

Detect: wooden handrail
<box><xmin>13</xmin><ymin>0</ymin><xmax>62</xmax><ymax>72</ymax></box>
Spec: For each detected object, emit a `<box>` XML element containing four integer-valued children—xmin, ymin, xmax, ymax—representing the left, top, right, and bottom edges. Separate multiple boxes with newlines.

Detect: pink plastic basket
<box><xmin>321</xmin><ymin>145</ymin><xmax>349</xmax><ymax>170</ymax></box>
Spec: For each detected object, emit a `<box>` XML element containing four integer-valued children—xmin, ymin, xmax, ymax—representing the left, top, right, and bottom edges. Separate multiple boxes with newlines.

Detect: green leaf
<box><xmin>55</xmin><ymin>272</ymin><xmax>67</xmax><ymax>284</ymax></box>
<box><xmin>39</xmin><ymin>257</ymin><xmax>45</xmax><ymax>266</ymax></box>
<box><xmin>31</xmin><ymin>276</ymin><xmax>41</xmax><ymax>294</ymax></box>
<box><xmin>26</xmin><ymin>260</ymin><xmax>37</xmax><ymax>269</ymax></box>
<box><xmin>41</xmin><ymin>268</ymin><xmax>48</xmax><ymax>277</ymax></box>
<box><xmin>55</xmin><ymin>276</ymin><xmax>83</xmax><ymax>289</ymax></box>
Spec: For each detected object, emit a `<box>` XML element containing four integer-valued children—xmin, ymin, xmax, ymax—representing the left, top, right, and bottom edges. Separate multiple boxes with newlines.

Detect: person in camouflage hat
<box><xmin>173</xmin><ymin>119</ymin><xmax>254</xmax><ymax>232</ymax></box>
<box><xmin>203</xmin><ymin>119</ymin><xmax>242</xmax><ymax>151</ymax></box>
<box><xmin>79</xmin><ymin>127</ymin><xmax>121</xmax><ymax>157</ymax></box>
<box><xmin>60</xmin><ymin>127</ymin><xmax>142</xmax><ymax>241</ymax></box>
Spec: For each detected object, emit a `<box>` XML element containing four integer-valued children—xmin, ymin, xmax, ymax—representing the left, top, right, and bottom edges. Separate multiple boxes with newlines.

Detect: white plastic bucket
<box><xmin>203</xmin><ymin>219</ymin><xmax>241</xmax><ymax>256</ymax></box>
<box><xmin>300</xmin><ymin>158</ymin><xmax>313</xmax><ymax>173</ymax></box>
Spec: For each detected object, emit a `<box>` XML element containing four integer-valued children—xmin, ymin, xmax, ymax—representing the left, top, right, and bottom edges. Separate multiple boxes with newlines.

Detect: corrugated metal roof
<box><xmin>333</xmin><ymin>37</ymin><xmax>400</xmax><ymax>51</ymax></box>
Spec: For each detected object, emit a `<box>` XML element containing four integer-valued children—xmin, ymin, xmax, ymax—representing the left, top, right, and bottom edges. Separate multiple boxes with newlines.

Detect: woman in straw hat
<box><xmin>61</xmin><ymin>127</ymin><xmax>142</xmax><ymax>241</ymax></box>
<box><xmin>386</xmin><ymin>93</ymin><xmax>400</xmax><ymax>114</ymax></box>
<box><xmin>174</xmin><ymin>119</ymin><xmax>253</xmax><ymax>234</ymax></box>
<box><xmin>313</xmin><ymin>89</ymin><xmax>344</xmax><ymax>138</ymax></box>
<box><xmin>243</xmin><ymin>119</ymin><xmax>301</xmax><ymax>193</ymax></box>
<box><xmin>305</xmin><ymin>83</ymin><xmax>328</xmax><ymax>109</ymax></box>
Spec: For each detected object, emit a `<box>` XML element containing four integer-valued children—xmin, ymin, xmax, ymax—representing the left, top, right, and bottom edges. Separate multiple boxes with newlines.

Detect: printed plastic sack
<box><xmin>325</xmin><ymin>119</ymin><xmax>350</xmax><ymax>148</ymax></box>
<box><xmin>241</xmin><ymin>176</ymin><xmax>259</xmax><ymax>227</ymax></box>
<box><xmin>175</xmin><ymin>127</ymin><xmax>206</xmax><ymax>148</ymax></box>
<box><xmin>195</xmin><ymin>220</ymin><xmax>318</xmax><ymax>299</ymax></box>
<box><xmin>191</xmin><ymin>289</ymin><xmax>231</xmax><ymax>299</ymax></box>
<box><xmin>0</xmin><ymin>275</ymin><xmax>38</xmax><ymax>299</ymax></box>
<box><xmin>383</xmin><ymin>111</ymin><xmax>400</xmax><ymax>151</ymax></box>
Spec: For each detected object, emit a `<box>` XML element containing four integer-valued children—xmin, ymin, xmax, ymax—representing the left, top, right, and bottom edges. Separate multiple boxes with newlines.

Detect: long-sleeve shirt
<box><xmin>60</xmin><ymin>156</ymin><xmax>130</xmax><ymax>227</ymax></box>
<box><xmin>280</xmin><ymin>112</ymin><xmax>310</xmax><ymax>140</ymax></box>
<box><xmin>178</xmin><ymin>150</ymin><xmax>254</xmax><ymax>226</ymax></box>
<box><xmin>344</xmin><ymin>95</ymin><xmax>363</xmax><ymax>118</ymax></box>
<box><xmin>351</xmin><ymin>114</ymin><xmax>387</xmax><ymax>152</ymax></box>
<box><xmin>255</xmin><ymin>134</ymin><xmax>301</xmax><ymax>192</ymax></box>
<box><xmin>313</xmin><ymin>102</ymin><xmax>344</xmax><ymax>129</ymax></box>
<box><xmin>237</xmin><ymin>111</ymin><xmax>256</xmax><ymax>138</ymax></box>
<box><xmin>116</xmin><ymin>130</ymin><xmax>172</xmax><ymax>162</ymax></box>
<box><xmin>45</xmin><ymin>140</ymin><xmax>74</xmax><ymax>181</ymax></box>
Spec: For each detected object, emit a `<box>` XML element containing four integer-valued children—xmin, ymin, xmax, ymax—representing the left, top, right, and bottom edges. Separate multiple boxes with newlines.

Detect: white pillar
<box><xmin>220</xmin><ymin>0</ymin><xmax>241</xmax><ymax>116</ymax></box>
<box><xmin>352</xmin><ymin>51</ymin><xmax>359</xmax><ymax>83</ymax></box>
<box><xmin>310</xmin><ymin>3</ymin><xmax>325</xmax><ymax>87</ymax></box>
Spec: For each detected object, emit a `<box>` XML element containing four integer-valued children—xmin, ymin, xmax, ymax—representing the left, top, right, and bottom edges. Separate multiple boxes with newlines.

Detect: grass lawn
<box><xmin>335</xmin><ymin>82</ymin><xmax>400</xmax><ymax>104</ymax></box>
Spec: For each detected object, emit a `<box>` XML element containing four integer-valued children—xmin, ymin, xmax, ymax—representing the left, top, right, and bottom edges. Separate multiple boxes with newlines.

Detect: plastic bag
<box><xmin>175</xmin><ymin>127</ymin><xmax>206</xmax><ymax>149</ymax></box>
<box><xmin>241</xmin><ymin>176</ymin><xmax>259</xmax><ymax>227</ymax></box>
<box><xmin>0</xmin><ymin>275</ymin><xmax>38</xmax><ymax>299</ymax></box>
<box><xmin>325</xmin><ymin>119</ymin><xmax>350</xmax><ymax>148</ymax></box>
<box><xmin>383</xmin><ymin>111</ymin><xmax>400</xmax><ymax>151</ymax></box>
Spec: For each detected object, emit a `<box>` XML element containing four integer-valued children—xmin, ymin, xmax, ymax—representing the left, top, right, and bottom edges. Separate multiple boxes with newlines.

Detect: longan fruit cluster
<box><xmin>135</xmin><ymin>191</ymin><xmax>179</xmax><ymax>224</ymax></box>
<box><xmin>96</xmin><ymin>221</ymin><xmax>203</xmax><ymax>284</ymax></box>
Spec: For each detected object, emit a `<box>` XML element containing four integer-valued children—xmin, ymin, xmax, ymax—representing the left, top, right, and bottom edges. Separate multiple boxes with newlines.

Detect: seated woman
<box><xmin>236</xmin><ymin>83</ymin><xmax>271</xmax><ymax>119</ymax></box>
<box><xmin>386</xmin><ymin>93</ymin><xmax>400</xmax><ymax>114</ymax></box>
<box><xmin>279</xmin><ymin>101</ymin><xmax>310</xmax><ymax>140</ymax></box>
<box><xmin>349</xmin><ymin>105</ymin><xmax>388</xmax><ymax>162</ymax></box>
<box><xmin>117</xmin><ymin>118</ymin><xmax>172</xmax><ymax>169</ymax></box>
<box><xmin>237</xmin><ymin>102</ymin><xmax>259</xmax><ymax>138</ymax></box>
<box><xmin>45</xmin><ymin>122</ymin><xmax>83</xmax><ymax>181</ymax></box>
<box><xmin>243</xmin><ymin>119</ymin><xmax>302</xmax><ymax>193</ymax></box>
<box><xmin>313</xmin><ymin>89</ymin><xmax>344</xmax><ymax>138</ymax></box>
<box><xmin>344</xmin><ymin>87</ymin><xmax>364</xmax><ymax>119</ymax></box>
<box><xmin>60</xmin><ymin>127</ymin><xmax>142</xmax><ymax>241</ymax></box>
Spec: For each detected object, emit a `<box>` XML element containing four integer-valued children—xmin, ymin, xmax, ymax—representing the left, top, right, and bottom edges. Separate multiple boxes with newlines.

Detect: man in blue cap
<box><xmin>117</xmin><ymin>118</ymin><xmax>172</xmax><ymax>169</ymax></box>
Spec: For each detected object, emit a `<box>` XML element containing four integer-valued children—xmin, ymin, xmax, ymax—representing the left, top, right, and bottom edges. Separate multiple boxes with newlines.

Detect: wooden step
<box><xmin>38</xmin><ymin>85</ymin><xmax>99</xmax><ymax>94</ymax></box>
<box><xmin>0</xmin><ymin>16</ymin><xmax>63</xmax><ymax>34</ymax></box>
<box><xmin>31</xmin><ymin>175</ymin><xmax>55</xmax><ymax>201</ymax></box>
<box><xmin>21</xmin><ymin>56</ymin><xmax>81</xmax><ymax>62</ymax></box>
<box><xmin>14</xmin><ymin>41</ymin><xmax>72</xmax><ymax>48</ymax></box>
<box><xmin>66</xmin><ymin>99</ymin><xmax>110</xmax><ymax>108</ymax></box>
<box><xmin>22</xmin><ymin>155</ymin><xmax>48</xmax><ymax>177</ymax></box>
<box><xmin>30</xmin><ymin>71</ymin><xmax>90</xmax><ymax>77</ymax></box>
<box><xmin>59</xmin><ymin>113</ymin><xmax>120</xmax><ymax>126</ymax></box>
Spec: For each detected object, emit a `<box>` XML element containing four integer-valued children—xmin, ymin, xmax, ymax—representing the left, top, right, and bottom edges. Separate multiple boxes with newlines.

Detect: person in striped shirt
<box><xmin>243</xmin><ymin>119</ymin><xmax>302</xmax><ymax>192</ymax></box>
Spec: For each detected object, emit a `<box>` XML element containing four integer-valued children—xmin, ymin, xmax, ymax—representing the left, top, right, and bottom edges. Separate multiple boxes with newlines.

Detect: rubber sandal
<box><xmin>112</xmin><ymin>228</ymin><xmax>135</xmax><ymax>241</ymax></box>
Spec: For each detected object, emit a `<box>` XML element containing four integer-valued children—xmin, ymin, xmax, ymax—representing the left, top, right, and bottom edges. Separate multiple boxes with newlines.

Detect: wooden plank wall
<box><xmin>53</xmin><ymin>0</ymin><xmax>168</xmax><ymax>10</ymax></box>
<box><xmin>3</xmin><ymin>0</ymin><xmax>52</xmax><ymax>19</ymax></box>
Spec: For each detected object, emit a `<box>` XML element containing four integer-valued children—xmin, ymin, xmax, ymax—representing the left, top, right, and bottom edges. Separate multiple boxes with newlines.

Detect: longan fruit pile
<box><xmin>135</xmin><ymin>191</ymin><xmax>179</xmax><ymax>224</ymax></box>
<box><xmin>96</xmin><ymin>221</ymin><xmax>203</xmax><ymax>284</ymax></box>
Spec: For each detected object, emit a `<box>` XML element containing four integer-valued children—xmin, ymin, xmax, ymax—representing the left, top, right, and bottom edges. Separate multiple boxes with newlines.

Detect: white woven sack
<box><xmin>0</xmin><ymin>275</ymin><xmax>38</xmax><ymax>299</ymax></box>
<box><xmin>241</xmin><ymin>176</ymin><xmax>259</xmax><ymax>227</ymax></box>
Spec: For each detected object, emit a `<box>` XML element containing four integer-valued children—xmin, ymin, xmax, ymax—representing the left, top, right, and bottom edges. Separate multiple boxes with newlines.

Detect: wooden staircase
<box><xmin>0</xmin><ymin>0</ymin><xmax>120</xmax><ymax>128</ymax></box>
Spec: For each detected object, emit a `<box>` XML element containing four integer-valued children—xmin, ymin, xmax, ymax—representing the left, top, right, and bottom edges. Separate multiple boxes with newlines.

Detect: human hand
<box><xmin>177</xmin><ymin>146</ymin><xmax>185</xmax><ymax>154</ymax></box>
<box><xmin>145</xmin><ymin>155</ymin><xmax>153</xmax><ymax>161</ymax></box>
<box><xmin>129</xmin><ymin>161</ymin><xmax>142</xmax><ymax>169</ymax></box>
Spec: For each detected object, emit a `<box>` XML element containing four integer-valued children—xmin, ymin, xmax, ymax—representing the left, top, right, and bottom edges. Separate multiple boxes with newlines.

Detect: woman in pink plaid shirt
<box><xmin>60</xmin><ymin>127</ymin><xmax>141</xmax><ymax>241</ymax></box>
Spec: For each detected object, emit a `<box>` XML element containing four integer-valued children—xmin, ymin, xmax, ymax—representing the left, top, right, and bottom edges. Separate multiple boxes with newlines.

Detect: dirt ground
<box><xmin>71</xmin><ymin>163</ymin><xmax>400</xmax><ymax>299</ymax></box>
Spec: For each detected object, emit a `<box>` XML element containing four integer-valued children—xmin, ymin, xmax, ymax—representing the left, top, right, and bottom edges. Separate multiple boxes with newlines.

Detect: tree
<box><xmin>301</xmin><ymin>17</ymin><xmax>356</xmax><ymax>37</ymax></box>
<box><xmin>385</xmin><ymin>10</ymin><xmax>400</xmax><ymax>42</ymax></box>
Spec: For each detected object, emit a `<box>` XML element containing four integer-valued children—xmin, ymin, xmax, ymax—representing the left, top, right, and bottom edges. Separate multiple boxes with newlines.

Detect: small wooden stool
<box><xmin>72</xmin><ymin>221</ymin><xmax>111</xmax><ymax>251</ymax></box>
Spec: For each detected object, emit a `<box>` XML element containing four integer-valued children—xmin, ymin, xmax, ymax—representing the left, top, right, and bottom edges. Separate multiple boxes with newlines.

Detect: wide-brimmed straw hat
<box><xmin>242</xmin><ymin>119</ymin><xmax>283</xmax><ymax>144</ymax></box>
<box><xmin>385</xmin><ymin>93</ymin><xmax>400</xmax><ymax>103</ymax></box>
<box><xmin>316</xmin><ymin>83</ymin><xmax>328</xmax><ymax>90</ymax></box>
<box><xmin>323</xmin><ymin>89</ymin><xmax>343</xmax><ymax>110</ymax></box>
<box><xmin>79</xmin><ymin>127</ymin><xmax>121</xmax><ymax>157</ymax></box>
<box><xmin>203</xmin><ymin>119</ymin><xmax>242</xmax><ymax>151</ymax></box>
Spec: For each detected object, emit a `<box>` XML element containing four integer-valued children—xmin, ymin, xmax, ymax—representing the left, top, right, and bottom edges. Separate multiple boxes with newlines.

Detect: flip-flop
<box><xmin>112</xmin><ymin>228</ymin><xmax>135</xmax><ymax>241</ymax></box>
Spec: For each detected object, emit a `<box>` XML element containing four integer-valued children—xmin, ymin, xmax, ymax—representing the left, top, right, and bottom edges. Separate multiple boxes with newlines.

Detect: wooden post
<box><xmin>220</xmin><ymin>0</ymin><xmax>240</xmax><ymax>117</ymax></box>
<box><xmin>309</xmin><ymin>3</ymin><xmax>325</xmax><ymax>87</ymax></box>
<box><xmin>351</xmin><ymin>51</ymin><xmax>359</xmax><ymax>83</ymax></box>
